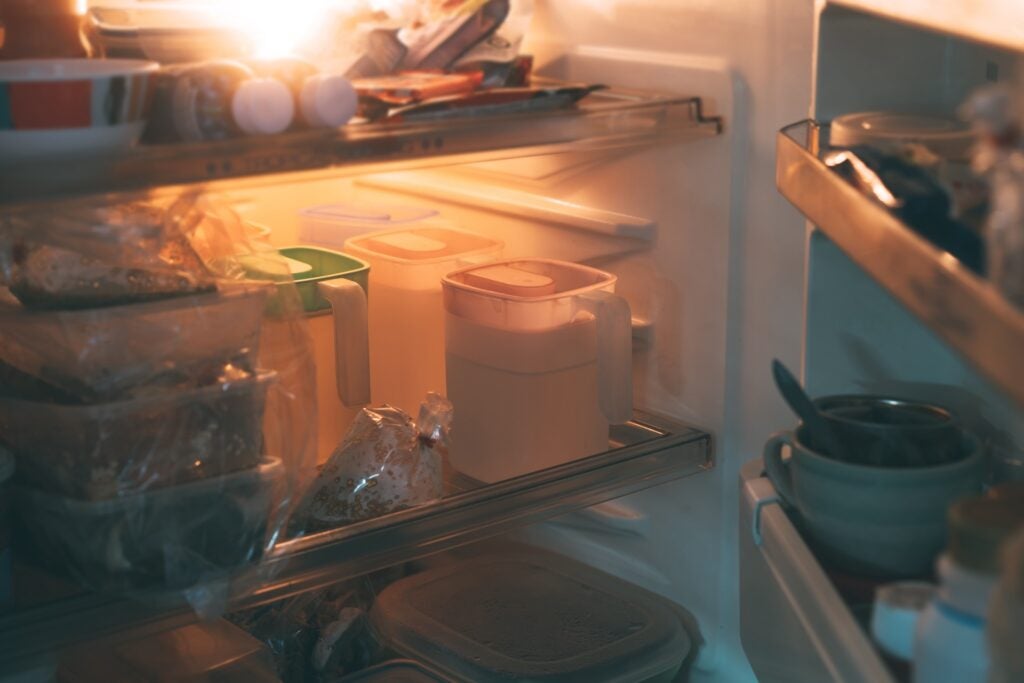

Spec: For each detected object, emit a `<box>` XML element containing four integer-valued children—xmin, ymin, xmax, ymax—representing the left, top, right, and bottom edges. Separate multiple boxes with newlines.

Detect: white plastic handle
<box><xmin>317</xmin><ymin>278</ymin><xmax>370</xmax><ymax>407</ymax></box>
<box><xmin>579</xmin><ymin>290</ymin><xmax>633</xmax><ymax>424</ymax></box>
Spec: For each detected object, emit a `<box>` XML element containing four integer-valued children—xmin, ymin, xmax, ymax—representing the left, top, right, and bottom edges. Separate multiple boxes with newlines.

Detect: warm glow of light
<box><xmin>203</xmin><ymin>0</ymin><xmax>336</xmax><ymax>59</ymax></box>
<box><xmin>201</xmin><ymin>0</ymin><xmax>420</xmax><ymax>60</ymax></box>
<box><xmin>76</xmin><ymin>0</ymin><xmax>88</xmax><ymax>15</ymax></box>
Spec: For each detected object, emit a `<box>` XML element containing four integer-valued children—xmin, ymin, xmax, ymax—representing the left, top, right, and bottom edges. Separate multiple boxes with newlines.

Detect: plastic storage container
<box><xmin>344</xmin><ymin>227</ymin><xmax>502</xmax><ymax>416</ymax></box>
<box><xmin>369</xmin><ymin>550</ymin><xmax>691</xmax><ymax>683</ymax></box>
<box><xmin>299</xmin><ymin>203</ymin><xmax>442</xmax><ymax>250</ymax></box>
<box><xmin>18</xmin><ymin>457</ymin><xmax>282</xmax><ymax>593</ymax></box>
<box><xmin>60</xmin><ymin>619</ymin><xmax>280</xmax><ymax>682</ymax></box>
<box><xmin>340</xmin><ymin>660</ymin><xmax>451</xmax><ymax>682</ymax></box>
<box><xmin>0</xmin><ymin>371</ymin><xmax>274</xmax><ymax>500</ymax></box>
<box><xmin>0</xmin><ymin>282</ymin><xmax>270</xmax><ymax>401</ymax></box>
<box><xmin>442</xmin><ymin>259</ymin><xmax>632</xmax><ymax>483</ymax></box>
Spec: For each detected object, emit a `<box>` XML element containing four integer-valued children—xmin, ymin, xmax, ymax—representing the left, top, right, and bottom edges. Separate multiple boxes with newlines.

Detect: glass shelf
<box><xmin>0</xmin><ymin>413</ymin><xmax>711</xmax><ymax>666</ymax></box>
<box><xmin>777</xmin><ymin>120</ymin><xmax>1024</xmax><ymax>408</ymax></box>
<box><xmin>0</xmin><ymin>85</ymin><xmax>721</xmax><ymax>208</ymax></box>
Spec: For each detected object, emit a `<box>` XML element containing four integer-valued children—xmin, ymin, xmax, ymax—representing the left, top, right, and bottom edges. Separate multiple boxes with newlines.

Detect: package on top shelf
<box><xmin>0</xmin><ymin>194</ymin><xmax>317</xmax><ymax>617</ymax></box>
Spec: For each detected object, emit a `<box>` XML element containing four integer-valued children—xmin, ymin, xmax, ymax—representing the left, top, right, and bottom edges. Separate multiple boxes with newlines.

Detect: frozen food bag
<box><xmin>3</xmin><ymin>195</ymin><xmax>317</xmax><ymax>618</ymax></box>
<box><xmin>294</xmin><ymin>394</ymin><xmax>450</xmax><ymax>530</ymax></box>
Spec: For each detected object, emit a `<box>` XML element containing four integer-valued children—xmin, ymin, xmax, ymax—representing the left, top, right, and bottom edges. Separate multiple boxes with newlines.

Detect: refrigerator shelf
<box><xmin>0</xmin><ymin>413</ymin><xmax>711</xmax><ymax>666</ymax></box>
<box><xmin>0</xmin><ymin>85</ymin><xmax>721</xmax><ymax>208</ymax></box>
<box><xmin>777</xmin><ymin>119</ymin><xmax>1024</xmax><ymax>408</ymax></box>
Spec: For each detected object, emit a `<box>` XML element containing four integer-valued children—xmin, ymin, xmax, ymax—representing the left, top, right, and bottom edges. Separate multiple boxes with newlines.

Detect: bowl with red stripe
<box><xmin>0</xmin><ymin>59</ymin><xmax>159</xmax><ymax>164</ymax></box>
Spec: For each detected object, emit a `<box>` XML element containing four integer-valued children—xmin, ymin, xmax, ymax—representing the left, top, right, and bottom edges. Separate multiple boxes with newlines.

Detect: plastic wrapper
<box><xmin>293</xmin><ymin>394</ymin><xmax>450</xmax><ymax>531</ymax></box>
<box><xmin>228</xmin><ymin>572</ymin><xmax>404</xmax><ymax>682</ymax></box>
<box><xmin>0</xmin><ymin>194</ymin><xmax>317</xmax><ymax>618</ymax></box>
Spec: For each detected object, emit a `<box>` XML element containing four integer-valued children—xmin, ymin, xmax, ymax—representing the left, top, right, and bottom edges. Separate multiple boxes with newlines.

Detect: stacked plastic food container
<box><xmin>0</xmin><ymin>196</ymin><xmax>312</xmax><ymax>609</ymax></box>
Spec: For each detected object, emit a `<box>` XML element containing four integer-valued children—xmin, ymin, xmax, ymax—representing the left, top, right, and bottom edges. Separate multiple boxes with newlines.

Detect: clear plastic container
<box><xmin>341</xmin><ymin>660</ymin><xmax>451</xmax><ymax>682</ymax></box>
<box><xmin>0</xmin><ymin>371</ymin><xmax>274</xmax><ymax>501</ymax></box>
<box><xmin>0</xmin><ymin>281</ymin><xmax>270</xmax><ymax>402</ymax></box>
<box><xmin>369</xmin><ymin>550</ymin><xmax>691</xmax><ymax>683</ymax></box>
<box><xmin>344</xmin><ymin>227</ymin><xmax>502</xmax><ymax>416</ymax></box>
<box><xmin>18</xmin><ymin>457</ymin><xmax>282</xmax><ymax>594</ymax></box>
<box><xmin>60</xmin><ymin>619</ymin><xmax>280</xmax><ymax>682</ymax></box>
<box><xmin>299</xmin><ymin>203</ymin><xmax>442</xmax><ymax>250</ymax></box>
<box><xmin>442</xmin><ymin>259</ymin><xmax>632</xmax><ymax>483</ymax></box>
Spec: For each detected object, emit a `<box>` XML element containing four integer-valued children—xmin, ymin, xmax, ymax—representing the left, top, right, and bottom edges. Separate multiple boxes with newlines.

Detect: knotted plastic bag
<box><xmin>296</xmin><ymin>393</ymin><xmax>451</xmax><ymax>530</ymax></box>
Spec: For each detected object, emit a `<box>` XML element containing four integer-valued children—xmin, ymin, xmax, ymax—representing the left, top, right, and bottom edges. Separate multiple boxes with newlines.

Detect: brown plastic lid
<box><xmin>948</xmin><ymin>495</ymin><xmax>1024</xmax><ymax>573</ymax></box>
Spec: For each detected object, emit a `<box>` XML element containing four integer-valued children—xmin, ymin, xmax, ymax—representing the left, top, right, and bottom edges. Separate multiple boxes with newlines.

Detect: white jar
<box><xmin>913</xmin><ymin>555</ymin><xmax>993</xmax><ymax>683</ymax></box>
<box><xmin>913</xmin><ymin>495</ymin><xmax>1024</xmax><ymax>683</ymax></box>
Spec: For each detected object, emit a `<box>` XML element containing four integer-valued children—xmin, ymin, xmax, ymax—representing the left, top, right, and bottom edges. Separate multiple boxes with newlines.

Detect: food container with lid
<box><xmin>345</xmin><ymin>226</ymin><xmax>502</xmax><ymax>416</ymax></box>
<box><xmin>18</xmin><ymin>457</ymin><xmax>282</xmax><ymax>594</ymax></box>
<box><xmin>340</xmin><ymin>660</ymin><xmax>451</xmax><ymax>682</ymax></box>
<box><xmin>60</xmin><ymin>619</ymin><xmax>280</xmax><ymax>682</ymax></box>
<box><xmin>442</xmin><ymin>259</ymin><xmax>632</xmax><ymax>483</ymax></box>
<box><xmin>299</xmin><ymin>202</ymin><xmax>443</xmax><ymax>250</ymax></box>
<box><xmin>0</xmin><ymin>281</ymin><xmax>271</xmax><ymax>402</ymax></box>
<box><xmin>369</xmin><ymin>550</ymin><xmax>691</xmax><ymax>683</ymax></box>
<box><xmin>0</xmin><ymin>371</ymin><xmax>275</xmax><ymax>500</ymax></box>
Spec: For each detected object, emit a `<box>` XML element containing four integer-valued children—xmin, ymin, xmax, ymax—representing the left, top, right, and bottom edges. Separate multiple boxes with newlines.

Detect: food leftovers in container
<box><xmin>18</xmin><ymin>457</ymin><xmax>282</xmax><ymax>593</ymax></box>
<box><xmin>369</xmin><ymin>549</ymin><xmax>693</xmax><ymax>683</ymax></box>
<box><xmin>0</xmin><ymin>281</ymin><xmax>270</xmax><ymax>402</ymax></box>
<box><xmin>0</xmin><ymin>370</ymin><xmax>274</xmax><ymax>501</ymax></box>
<box><xmin>60</xmin><ymin>619</ymin><xmax>281</xmax><ymax>682</ymax></box>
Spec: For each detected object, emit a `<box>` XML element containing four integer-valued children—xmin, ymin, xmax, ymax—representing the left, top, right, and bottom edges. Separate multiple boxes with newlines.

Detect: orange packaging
<box><xmin>352</xmin><ymin>70</ymin><xmax>483</xmax><ymax>106</ymax></box>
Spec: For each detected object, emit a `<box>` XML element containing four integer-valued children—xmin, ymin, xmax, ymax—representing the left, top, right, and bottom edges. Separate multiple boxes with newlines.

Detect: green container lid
<box><xmin>241</xmin><ymin>247</ymin><xmax>369</xmax><ymax>315</ymax></box>
<box><xmin>279</xmin><ymin>247</ymin><xmax>369</xmax><ymax>314</ymax></box>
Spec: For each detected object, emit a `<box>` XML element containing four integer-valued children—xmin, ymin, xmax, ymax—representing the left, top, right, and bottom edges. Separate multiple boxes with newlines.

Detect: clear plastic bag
<box><xmin>228</xmin><ymin>570</ymin><xmax>404</xmax><ymax>682</ymax></box>
<box><xmin>294</xmin><ymin>394</ymin><xmax>451</xmax><ymax>531</ymax></box>
<box><xmin>0</xmin><ymin>194</ymin><xmax>317</xmax><ymax>617</ymax></box>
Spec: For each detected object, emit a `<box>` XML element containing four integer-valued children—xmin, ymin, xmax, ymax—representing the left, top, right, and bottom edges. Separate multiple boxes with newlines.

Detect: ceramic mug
<box><xmin>763</xmin><ymin>425</ymin><xmax>987</xmax><ymax>578</ymax></box>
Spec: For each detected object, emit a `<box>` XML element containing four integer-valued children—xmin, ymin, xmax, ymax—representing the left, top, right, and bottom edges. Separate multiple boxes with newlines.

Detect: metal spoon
<box><xmin>771</xmin><ymin>359</ymin><xmax>851</xmax><ymax>461</ymax></box>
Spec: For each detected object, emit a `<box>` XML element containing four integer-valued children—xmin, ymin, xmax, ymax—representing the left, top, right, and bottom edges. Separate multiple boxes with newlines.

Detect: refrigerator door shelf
<box><xmin>739</xmin><ymin>458</ymin><xmax>897</xmax><ymax>683</ymax></box>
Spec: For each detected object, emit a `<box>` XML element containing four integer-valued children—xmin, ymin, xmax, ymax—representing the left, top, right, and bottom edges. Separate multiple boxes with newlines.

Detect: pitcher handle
<box><xmin>762</xmin><ymin>430</ymin><xmax>797</xmax><ymax>506</ymax></box>
<box><xmin>579</xmin><ymin>290</ymin><xmax>633</xmax><ymax>424</ymax></box>
<box><xmin>318</xmin><ymin>279</ymin><xmax>370</xmax><ymax>406</ymax></box>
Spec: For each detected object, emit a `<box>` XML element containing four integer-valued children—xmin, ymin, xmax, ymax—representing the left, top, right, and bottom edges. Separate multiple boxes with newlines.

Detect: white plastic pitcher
<box><xmin>344</xmin><ymin>226</ymin><xmax>502</xmax><ymax>416</ymax></box>
<box><xmin>442</xmin><ymin>259</ymin><xmax>633</xmax><ymax>483</ymax></box>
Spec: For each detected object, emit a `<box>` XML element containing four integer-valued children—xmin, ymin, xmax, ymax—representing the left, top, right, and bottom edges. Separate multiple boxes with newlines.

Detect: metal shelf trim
<box><xmin>777</xmin><ymin>120</ymin><xmax>1024</xmax><ymax>408</ymax></box>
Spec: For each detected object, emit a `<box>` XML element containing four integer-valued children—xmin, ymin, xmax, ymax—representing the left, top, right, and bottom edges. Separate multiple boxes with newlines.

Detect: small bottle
<box><xmin>144</xmin><ymin>60</ymin><xmax>294</xmax><ymax>144</ymax></box>
<box><xmin>988</xmin><ymin>525</ymin><xmax>1024</xmax><ymax>683</ymax></box>
<box><xmin>913</xmin><ymin>495</ymin><xmax>1024</xmax><ymax>683</ymax></box>
<box><xmin>251</xmin><ymin>57</ymin><xmax>357</xmax><ymax>129</ymax></box>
